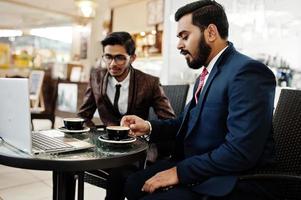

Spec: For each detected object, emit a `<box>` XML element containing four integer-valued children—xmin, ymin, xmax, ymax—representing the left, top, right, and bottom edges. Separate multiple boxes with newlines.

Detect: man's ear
<box><xmin>206</xmin><ymin>24</ymin><xmax>218</xmax><ymax>42</ymax></box>
<box><xmin>130</xmin><ymin>54</ymin><xmax>136</xmax><ymax>63</ymax></box>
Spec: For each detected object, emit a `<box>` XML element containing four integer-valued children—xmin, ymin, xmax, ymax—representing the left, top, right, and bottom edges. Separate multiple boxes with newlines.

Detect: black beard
<box><xmin>187</xmin><ymin>33</ymin><xmax>211</xmax><ymax>69</ymax></box>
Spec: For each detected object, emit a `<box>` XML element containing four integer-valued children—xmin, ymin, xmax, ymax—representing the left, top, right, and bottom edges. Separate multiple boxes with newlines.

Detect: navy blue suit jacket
<box><xmin>150</xmin><ymin>43</ymin><xmax>276</xmax><ymax>196</ymax></box>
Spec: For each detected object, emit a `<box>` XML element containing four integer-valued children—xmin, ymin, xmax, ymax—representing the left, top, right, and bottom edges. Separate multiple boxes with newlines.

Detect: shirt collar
<box><xmin>109</xmin><ymin>70</ymin><xmax>131</xmax><ymax>87</ymax></box>
<box><xmin>205</xmin><ymin>45</ymin><xmax>228</xmax><ymax>73</ymax></box>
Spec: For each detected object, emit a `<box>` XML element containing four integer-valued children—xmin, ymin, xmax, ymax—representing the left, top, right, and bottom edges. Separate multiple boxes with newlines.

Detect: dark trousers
<box><xmin>105</xmin><ymin>164</ymin><xmax>139</xmax><ymax>200</ymax></box>
<box><xmin>124</xmin><ymin>160</ymin><xmax>280</xmax><ymax>200</ymax></box>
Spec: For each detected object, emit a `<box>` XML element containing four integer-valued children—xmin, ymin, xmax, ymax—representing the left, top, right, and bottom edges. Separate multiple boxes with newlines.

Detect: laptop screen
<box><xmin>0</xmin><ymin>78</ymin><xmax>32</xmax><ymax>153</ymax></box>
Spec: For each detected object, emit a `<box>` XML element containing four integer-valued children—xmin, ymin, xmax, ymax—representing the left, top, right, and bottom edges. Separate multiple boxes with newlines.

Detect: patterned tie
<box><xmin>194</xmin><ymin>67</ymin><xmax>208</xmax><ymax>104</ymax></box>
<box><xmin>114</xmin><ymin>84</ymin><xmax>121</xmax><ymax>112</ymax></box>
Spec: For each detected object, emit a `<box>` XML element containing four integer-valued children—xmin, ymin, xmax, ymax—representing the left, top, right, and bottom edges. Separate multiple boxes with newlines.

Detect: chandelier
<box><xmin>75</xmin><ymin>0</ymin><xmax>98</xmax><ymax>18</ymax></box>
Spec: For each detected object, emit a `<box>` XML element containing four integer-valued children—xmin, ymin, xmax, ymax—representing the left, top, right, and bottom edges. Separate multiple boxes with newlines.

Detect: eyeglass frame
<box><xmin>102</xmin><ymin>53</ymin><xmax>131</xmax><ymax>65</ymax></box>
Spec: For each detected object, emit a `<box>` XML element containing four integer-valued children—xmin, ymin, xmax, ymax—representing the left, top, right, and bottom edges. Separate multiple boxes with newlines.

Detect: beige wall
<box><xmin>112</xmin><ymin>0</ymin><xmax>153</xmax><ymax>33</ymax></box>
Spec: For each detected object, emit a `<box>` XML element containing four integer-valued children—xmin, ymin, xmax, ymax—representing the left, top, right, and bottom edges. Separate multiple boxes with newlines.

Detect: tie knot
<box><xmin>115</xmin><ymin>84</ymin><xmax>121</xmax><ymax>89</ymax></box>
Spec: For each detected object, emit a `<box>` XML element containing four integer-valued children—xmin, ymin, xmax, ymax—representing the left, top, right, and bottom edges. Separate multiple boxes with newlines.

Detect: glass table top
<box><xmin>0</xmin><ymin>129</ymin><xmax>148</xmax><ymax>161</ymax></box>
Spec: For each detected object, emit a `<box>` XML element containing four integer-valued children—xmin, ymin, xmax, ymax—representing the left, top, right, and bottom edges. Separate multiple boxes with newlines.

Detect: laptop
<box><xmin>0</xmin><ymin>78</ymin><xmax>94</xmax><ymax>155</ymax></box>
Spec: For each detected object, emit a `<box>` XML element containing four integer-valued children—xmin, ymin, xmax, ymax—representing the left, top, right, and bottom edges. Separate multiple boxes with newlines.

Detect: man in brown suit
<box><xmin>77</xmin><ymin>32</ymin><xmax>175</xmax><ymax>200</ymax></box>
<box><xmin>78</xmin><ymin>31</ymin><xmax>175</xmax><ymax>126</ymax></box>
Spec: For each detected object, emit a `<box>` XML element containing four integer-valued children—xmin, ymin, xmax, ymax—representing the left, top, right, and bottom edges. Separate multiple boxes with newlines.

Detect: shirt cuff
<box><xmin>140</xmin><ymin>121</ymin><xmax>152</xmax><ymax>141</ymax></box>
<box><xmin>145</xmin><ymin>120</ymin><xmax>152</xmax><ymax>135</ymax></box>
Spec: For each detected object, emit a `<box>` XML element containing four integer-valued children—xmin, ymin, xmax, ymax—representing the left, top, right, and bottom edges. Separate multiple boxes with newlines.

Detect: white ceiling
<box><xmin>0</xmin><ymin>0</ymin><xmax>142</xmax><ymax>29</ymax></box>
<box><xmin>0</xmin><ymin>0</ymin><xmax>79</xmax><ymax>29</ymax></box>
<box><xmin>0</xmin><ymin>0</ymin><xmax>301</xmax><ymax>32</ymax></box>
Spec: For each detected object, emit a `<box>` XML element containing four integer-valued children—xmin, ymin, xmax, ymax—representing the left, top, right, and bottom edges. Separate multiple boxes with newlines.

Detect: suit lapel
<box><xmin>175</xmin><ymin>81</ymin><xmax>202</xmax><ymax>140</ymax></box>
<box><xmin>197</xmin><ymin>43</ymin><xmax>234</xmax><ymax>109</ymax></box>
<box><xmin>184</xmin><ymin>66</ymin><xmax>220</xmax><ymax>139</ymax></box>
<box><xmin>100</xmin><ymin>71</ymin><xmax>109</xmax><ymax>97</ymax></box>
<box><xmin>177</xmin><ymin>43</ymin><xmax>236</xmax><ymax>140</ymax></box>
<box><xmin>176</xmin><ymin>71</ymin><xmax>203</xmax><ymax>138</ymax></box>
<box><xmin>126</xmin><ymin>67</ymin><xmax>135</xmax><ymax>114</ymax></box>
<box><xmin>196</xmin><ymin>65</ymin><xmax>219</xmax><ymax>111</ymax></box>
<box><xmin>176</xmin><ymin>99</ymin><xmax>193</xmax><ymax>137</ymax></box>
<box><xmin>101</xmin><ymin>71</ymin><xmax>121</xmax><ymax>116</ymax></box>
<box><xmin>183</xmin><ymin>43</ymin><xmax>236</xmax><ymax>139</ymax></box>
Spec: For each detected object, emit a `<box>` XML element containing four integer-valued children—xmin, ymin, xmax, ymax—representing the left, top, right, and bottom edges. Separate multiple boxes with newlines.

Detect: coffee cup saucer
<box><xmin>98</xmin><ymin>134</ymin><xmax>136</xmax><ymax>144</ymax></box>
<box><xmin>57</xmin><ymin>127</ymin><xmax>90</xmax><ymax>134</ymax></box>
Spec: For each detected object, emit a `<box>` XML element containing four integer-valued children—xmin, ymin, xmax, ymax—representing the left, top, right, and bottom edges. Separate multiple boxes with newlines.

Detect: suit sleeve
<box><xmin>176</xmin><ymin>62</ymin><xmax>276</xmax><ymax>184</ymax></box>
<box><xmin>149</xmin><ymin>104</ymin><xmax>188</xmax><ymax>143</ymax></box>
<box><xmin>77</xmin><ymin>75</ymin><xmax>97</xmax><ymax>126</ymax></box>
<box><xmin>151</xmin><ymin>78</ymin><xmax>176</xmax><ymax>119</ymax></box>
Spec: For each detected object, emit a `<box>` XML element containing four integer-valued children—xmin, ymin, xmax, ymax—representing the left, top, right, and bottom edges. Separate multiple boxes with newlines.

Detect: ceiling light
<box><xmin>75</xmin><ymin>0</ymin><xmax>97</xmax><ymax>18</ymax></box>
<box><xmin>0</xmin><ymin>30</ymin><xmax>23</xmax><ymax>37</ymax></box>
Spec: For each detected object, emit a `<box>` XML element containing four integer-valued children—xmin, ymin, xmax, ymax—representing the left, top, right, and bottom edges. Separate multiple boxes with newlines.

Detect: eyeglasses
<box><xmin>102</xmin><ymin>54</ymin><xmax>129</xmax><ymax>65</ymax></box>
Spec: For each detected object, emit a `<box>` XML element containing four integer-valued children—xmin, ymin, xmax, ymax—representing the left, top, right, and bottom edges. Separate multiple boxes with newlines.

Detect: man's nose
<box><xmin>177</xmin><ymin>40</ymin><xmax>184</xmax><ymax>50</ymax></box>
<box><xmin>109</xmin><ymin>58</ymin><xmax>117</xmax><ymax>66</ymax></box>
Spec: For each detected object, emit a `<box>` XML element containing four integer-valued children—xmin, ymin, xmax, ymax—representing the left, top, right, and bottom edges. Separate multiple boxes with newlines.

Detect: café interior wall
<box><xmin>161</xmin><ymin>0</ymin><xmax>201</xmax><ymax>85</ymax></box>
<box><xmin>161</xmin><ymin>0</ymin><xmax>301</xmax><ymax>85</ymax></box>
<box><xmin>112</xmin><ymin>0</ymin><xmax>153</xmax><ymax>33</ymax></box>
<box><xmin>90</xmin><ymin>0</ymin><xmax>110</xmax><ymax>68</ymax></box>
<box><xmin>76</xmin><ymin>0</ymin><xmax>301</xmax><ymax>84</ymax></box>
<box><xmin>72</xmin><ymin>0</ymin><xmax>152</xmax><ymax>81</ymax></box>
<box><xmin>71</xmin><ymin>0</ymin><xmax>110</xmax><ymax>81</ymax></box>
<box><xmin>161</xmin><ymin>28</ymin><xmax>301</xmax><ymax>85</ymax></box>
<box><xmin>71</xmin><ymin>24</ymin><xmax>92</xmax><ymax>81</ymax></box>
<box><xmin>231</xmin><ymin>29</ymin><xmax>301</xmax><ymax>71</ymax></box>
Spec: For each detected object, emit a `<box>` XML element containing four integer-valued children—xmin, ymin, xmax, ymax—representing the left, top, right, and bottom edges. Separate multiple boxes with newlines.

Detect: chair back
<box><xmin>149</xmin><ymin>84</ymin><xmax>189</xmax><ymax>120</ymax></box>
<box><xmin>147</xmin><ymin>84</ymin><xmax>189</xmax><ymax>161</ymax></box>
<box><xmin>163</xmin><ymin>84</ymin><xmax>189</xmax><ymax>116</ymax></box>
<box><xmin>31</xmin><ymin>78</ymin><xmax>59</xmax><ymax>128</ymax></box>
<box><xmin>44</xmin><ymin>78</ymin><xmax>59</xmax><ymax>114</ymax></box>
<box><xmin>242</xmin><ymin>89</ymin><xmax>301</xmax><ymax>199</ymax></box>
<box><xmin>272</xmin><ymin>89</ymin><xmax>301</xmax><ymax>173</ymax></box>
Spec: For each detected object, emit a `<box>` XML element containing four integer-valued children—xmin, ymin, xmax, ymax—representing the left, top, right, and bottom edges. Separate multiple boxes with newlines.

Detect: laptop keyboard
<box><xmin>32</xmin><ymin>132</ymin><xmax>74</xmax><ymax>153</ymax></box>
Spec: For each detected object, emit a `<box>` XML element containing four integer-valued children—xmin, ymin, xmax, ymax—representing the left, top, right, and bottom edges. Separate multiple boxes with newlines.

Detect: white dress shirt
<box><xmin>107</xmin><ymin>72</ymin><xmax>130</xmax><ymax>115</ymax></box>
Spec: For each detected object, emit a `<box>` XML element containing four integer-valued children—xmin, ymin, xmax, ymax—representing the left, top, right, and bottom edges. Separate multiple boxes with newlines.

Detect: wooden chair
<box><xmin>240</xmin><ymin>89</ymin><xmax>301</xmax><ymax>199</ymax></box>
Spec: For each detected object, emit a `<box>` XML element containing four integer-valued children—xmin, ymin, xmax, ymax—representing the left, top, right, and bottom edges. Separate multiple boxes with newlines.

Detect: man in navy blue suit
<box><xmin>121</xmin><ymin>0</ymin><xmax>277</xmax><ymax>199</ymax></box>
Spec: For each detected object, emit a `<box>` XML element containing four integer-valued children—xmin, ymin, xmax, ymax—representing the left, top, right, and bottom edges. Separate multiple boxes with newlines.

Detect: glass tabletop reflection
<box><xmin>0</xmin><ymin>129</ymin><xmax>148</xmax><ymax>163</ymax></box>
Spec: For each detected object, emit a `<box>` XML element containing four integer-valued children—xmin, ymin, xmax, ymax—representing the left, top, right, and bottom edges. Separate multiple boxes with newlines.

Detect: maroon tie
<box><xmin>194</xmin><ymin>67</ymin><xmax>208</xmax><ymax>104</ymax></box>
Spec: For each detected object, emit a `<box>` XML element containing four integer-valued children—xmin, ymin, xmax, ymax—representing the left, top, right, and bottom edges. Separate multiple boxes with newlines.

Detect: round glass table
<box><xmin>0</xmin><ymin>129</ymin><xmax>148</xmax><ymax>200</ymax></box>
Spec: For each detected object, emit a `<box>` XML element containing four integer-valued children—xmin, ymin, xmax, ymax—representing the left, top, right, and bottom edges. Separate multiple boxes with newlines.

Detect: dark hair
<box><xmin>101</xmin><ymin>31</ymin><xmax>136</xmax><ymax>55</ymax></box>
<box><xmin>175</xmin><ymin>0</ymin><xmax>229</xmax><ymax>39</ymax></box>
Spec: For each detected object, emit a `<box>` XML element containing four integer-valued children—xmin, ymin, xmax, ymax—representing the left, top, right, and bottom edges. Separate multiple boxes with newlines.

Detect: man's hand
<box><xmin>142</xmin><ymin>167</ymin><xmax>179</xmax><ymax>193</ymax></box>
<box><xmin>120</xmin><ymin>115</ymin><xmax>150</xmax><ymax>136</ymax></box>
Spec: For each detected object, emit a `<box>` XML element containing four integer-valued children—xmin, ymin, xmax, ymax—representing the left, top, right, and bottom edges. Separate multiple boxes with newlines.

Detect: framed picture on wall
<box><xmin>57</xmin><ymin>83</ymin><xmax>78</xmax><ymax>113</ymax></box>
<box><xmin>70</xmin><ymin>66</ymin><xmax>82</xmax><ymax>82</ymax></box>
<box><xmin>67</xmin><ymin>63</ymin><xmax>83</xmax><ymax>81</ymax></box>
<box><xmin>29</xmin><ymin>70</ymin><xmax>45</xmax><ymax>100</ymax></box>
<box><xmin>147</xmin><ymin>0</ymin><xmax>164</xmax><ymax>26</ymax></box>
